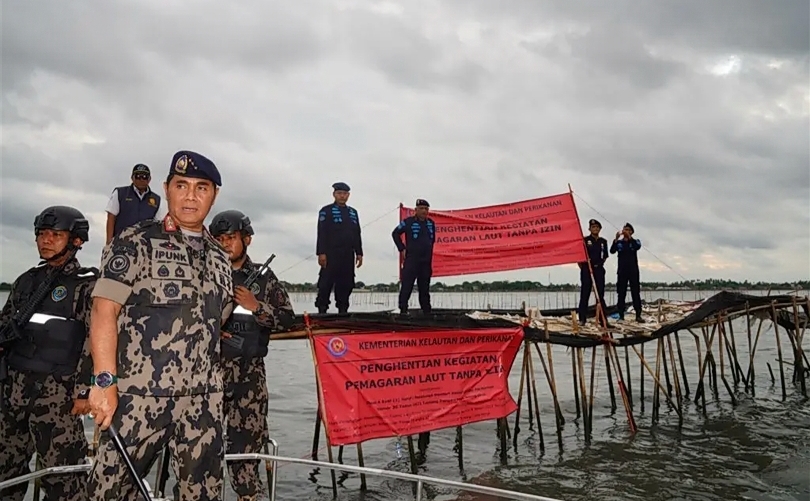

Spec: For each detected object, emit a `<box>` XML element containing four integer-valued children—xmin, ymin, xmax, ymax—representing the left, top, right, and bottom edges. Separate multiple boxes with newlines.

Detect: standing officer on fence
<box><xmin>105</xmin><ymin>164</ymin><xmax>163</xmax><ymax>243</ymax></box>
<box><xmin>209</xmin><ymin>209</ymin><xmax>295</xmax><ymax>501</ymax></box>
<box><xmin>86</xmin><ymin>151</ymin><xmax>234</xmax><ymax>501</ymax></box>
<box><xmin>315</xmin><ymin>182</ymin><xmax>363</xmax><ymax>314</ymax></box>
<box><xmin>392</xmin><ymin>199</ymin><xmax>436</xmax><ymax>315</ymax></box>
<box><xmin>0</xmin><ymin>206</ymin><xmax>97</xmax><ymax>501</ymax></box>
<box><xmin>611</xmin><ymin>222</ymin><xmax>645</xmax><ymax>323</ymax></box>
<box><xmin>577</xmin><ymin>218</ymin><xmax>609</xmax><ymax>326</ymax></box>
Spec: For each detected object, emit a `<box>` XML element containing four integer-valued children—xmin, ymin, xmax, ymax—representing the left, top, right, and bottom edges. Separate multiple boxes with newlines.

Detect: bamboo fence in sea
<box><xmin>289</xmin><ymin>291</ymin><xmax>808</xmax><ymax>495</ymax></box>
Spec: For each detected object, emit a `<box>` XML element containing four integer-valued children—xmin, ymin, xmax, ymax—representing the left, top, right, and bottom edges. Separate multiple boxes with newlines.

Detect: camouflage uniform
<box><xmin>0</xmin><ymin>258</ymin><xmax>96</xmax><ymax>501</ymax></box>
<box><xmin>87</xmin><ymin>216</ymin><xmax>234</xmax><ymax>501</ymax></box>
<box><xmin>221</xmin><ymin>255</ymin><xmax>294</xmax><ymax>498</ymax></box>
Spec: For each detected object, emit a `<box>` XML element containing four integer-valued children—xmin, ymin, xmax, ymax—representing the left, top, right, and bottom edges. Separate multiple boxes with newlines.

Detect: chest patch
<box><xmin>51</xmin><ymin>285</ymin><xmax>68</xmax><ymax>302</ymax></box>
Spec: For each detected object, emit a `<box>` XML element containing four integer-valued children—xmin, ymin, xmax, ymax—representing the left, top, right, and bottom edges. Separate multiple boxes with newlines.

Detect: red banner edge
<box><xmin>307</xmin><ymin>327</ymin><xmax>337</xmax><ymax>447</ymax></box>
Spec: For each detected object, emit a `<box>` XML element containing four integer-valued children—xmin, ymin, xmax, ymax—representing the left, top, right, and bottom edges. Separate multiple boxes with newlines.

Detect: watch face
<box><xmin>96</xmin><ymin>372</ymin><xmax>114</xmax><ymax>388</ymax></box>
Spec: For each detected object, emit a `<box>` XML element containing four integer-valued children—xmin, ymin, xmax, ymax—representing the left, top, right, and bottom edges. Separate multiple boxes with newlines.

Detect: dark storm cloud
<box><xmin>451</xmin><ymin>0</ymin><xmax>810</xmax><ymax>56</ymax></box>
<box><xmin>338</xmin><ymin>7</ymin><xmax>488</xmax><ymax>92</ymax></box>
<box><xmin>1</xmin><ymin>0</ymin><xmax>807</xmax><ymax>284</ymax></box>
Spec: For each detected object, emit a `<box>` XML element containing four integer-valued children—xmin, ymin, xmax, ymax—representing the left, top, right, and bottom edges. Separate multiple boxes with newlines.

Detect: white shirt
<box><xmin>106</xmin><ymin>186</ymin><xmax>167</xmax><ymax>219</ymax></box>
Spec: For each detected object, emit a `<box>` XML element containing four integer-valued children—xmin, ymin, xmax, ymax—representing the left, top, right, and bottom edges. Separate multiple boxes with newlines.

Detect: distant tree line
<box><xmin>1</xmin><ymin>278</ymin><xmax>806</xmax><ymax>294</ymax></box>
<box><xmin>277</xmin><ymin>278</ymin><xmax>808</xmax><ymax>293</ymax></box>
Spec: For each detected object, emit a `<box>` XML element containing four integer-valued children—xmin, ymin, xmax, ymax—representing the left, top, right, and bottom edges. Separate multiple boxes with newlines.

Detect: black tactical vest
<box><xmin>8</xmin><ymin>268</ymin><xmax>94</xmax><ymax>377</ymax></box>
<box><xmin>221</xmin><ymin>268</ymin><xmax>270</xmax><ymax>360</ymax></box>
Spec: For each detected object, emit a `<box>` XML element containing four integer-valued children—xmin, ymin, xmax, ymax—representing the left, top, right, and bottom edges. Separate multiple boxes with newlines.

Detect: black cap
<box><xmin>132</xmin><ymin>164</ymin><xmax>150</xmax><ymax>175</ymax></box>
<box><xmin>34</xmin><ymin>206</ymin><xmax>90</xmax><ymax>242</ymax></box>
<box><xmin>415</xmin><ymin>199</ymin><xmax>430</xmax><ymax>207</ymax></box>
<box><xmin>209</xmin><ymin>210</ymin><xmax>255</xmax><ymax>237</ymax></box>
<box><xmin>332</xmin><ymin>182</ymin><xmax>350</xmax><ymax>192</ymax></box>
<box><xmin>588</xmin><ymin>219</ymin><xmax>601</xmax><ymax>228</ymax></box>
<box><xmin>623</xmin><ymin>222</ymin><xmax>634</xmax><ymax>233</ymax></box>
<box><xmin>169</xmin><ymin>151</ymin><xmax>221</xmax><ymax>187</ymax></box>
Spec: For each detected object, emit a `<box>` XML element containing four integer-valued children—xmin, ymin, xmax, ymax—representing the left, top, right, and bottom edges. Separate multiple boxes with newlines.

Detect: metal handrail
<box><xmin>231</xmin><ymin>453</ymin><xmax>564</xmax><ymax>501</ymax></box>
<box><xmin>0</xmin><ymin>451</ymin><xmax>563</xmax><ymax>501</ymax></box>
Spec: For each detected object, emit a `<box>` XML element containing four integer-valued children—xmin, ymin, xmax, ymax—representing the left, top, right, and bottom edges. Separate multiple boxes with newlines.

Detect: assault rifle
<box><xmin>244</xmin><ymin>253</ymin><xmax>276</xmax><ymax>289</ymax></box>
<box><xmin>221</xmin><ymin>253</ymin><xmax>276</xmax><ymax>352</ymax></box>
<box><xmin>0</xmin><ymin>249</ymin><xmax>79</xmax><ymax>411</ymax></box>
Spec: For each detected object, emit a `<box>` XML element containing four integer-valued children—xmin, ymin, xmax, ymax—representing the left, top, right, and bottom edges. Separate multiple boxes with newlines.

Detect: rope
<box><xmin>275</xmin><ymin>205</ymin><xmax>401</xmax><ymax>278</ymax></box>
<box><xmin>572</xmin><ymin>192</ymin><xmax>690</xmax><ymax>282</ymax></box>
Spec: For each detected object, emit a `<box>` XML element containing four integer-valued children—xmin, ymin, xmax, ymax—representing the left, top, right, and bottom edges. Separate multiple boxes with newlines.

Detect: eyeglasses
<box><xmin>133</xmin><ymin>174</ymin><xmax>150</xmax><ymax>180</ymax></box>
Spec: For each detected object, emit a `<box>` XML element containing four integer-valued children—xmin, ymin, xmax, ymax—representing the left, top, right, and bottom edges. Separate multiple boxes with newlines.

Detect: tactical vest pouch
<box><xmin>221</xmin><ymin>308</ymin><xmax>269</xmax><ymax>360</ymax></box>
<box><xmin>8</xmin><ymin>315</ymin><xmax>86</xmax><ymax>376</ymax></box>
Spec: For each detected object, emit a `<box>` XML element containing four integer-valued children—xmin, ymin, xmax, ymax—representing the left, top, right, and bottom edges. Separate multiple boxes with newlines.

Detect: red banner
<box><xmin>311</xmin><ymin>327</ymin><xmax>524</xmax><ymax>446</ymax></box>
<box><xmin>398</xmin><ymin>193</ymin><xmax>587</xmax><ymax>277</ymax></box>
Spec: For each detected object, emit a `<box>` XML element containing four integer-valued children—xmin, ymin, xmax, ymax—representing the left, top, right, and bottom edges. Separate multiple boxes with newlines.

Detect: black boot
<box><xmin>636</xmin><ymin>313</ymin><xmax>645</xmax><ymax>323</ymax></box>
<box><xmin>317</xmin><ymin>307</ymin><xmax>327</xmax><ymax>314</ymax></box>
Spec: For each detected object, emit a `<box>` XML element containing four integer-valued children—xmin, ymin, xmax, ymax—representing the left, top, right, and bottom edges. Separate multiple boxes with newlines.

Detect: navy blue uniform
<box><xmin>578</xmin><ymin>235</ymin><xmax>609</xmax><ymax>324</ymax></box>
<box><xmin>315</xmin><ymin>203</ymin><xmax>362</xmax><ymax>313</ymax></box>
<box><xmin>610</xmin><ymin>236</ymin><xmax>643</xmax><ymax>318</ymax></box>
<box><xmin>393</xmin><ymin>216</ymin><xmax>435</xmax><ymax>313</ymax></box>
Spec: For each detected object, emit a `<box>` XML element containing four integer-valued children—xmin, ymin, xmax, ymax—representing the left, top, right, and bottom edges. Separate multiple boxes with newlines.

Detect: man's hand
<box><xmin>88</xmin><ymin>385</ymin><xmax>118</xmax><ymax>431</ymax></box>
<box><xmin>356</xmin><ymin>255</ymin><xmax>363</xmax><ymax>268</ymax></box>
<box><xmin>221</xmin><ymin>330</ymin><xmax>233</xmax><ymax>339</ymax></box>
<box><xmin>615</xmin><ymin>231</ymin><xmax>621</xmax><ymax>240</ymax></box>
<box><xmin>317</xmin><ymin>254</ymin><xmax>327</xmax><ymax>268</ymax></box>
<box><xmin>71</xmin><ymin>398</ymin><xmax>91</xmax><ymax>416</ymax></box>
<box><xmin>234</xmin><ymin>286</ymin><xmax>260</xmax><ymax>312</ymax></box>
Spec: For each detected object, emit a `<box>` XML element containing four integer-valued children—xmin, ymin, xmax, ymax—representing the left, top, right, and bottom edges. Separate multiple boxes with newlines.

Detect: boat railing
<box><xmin>0</xmin><ymin>440</ymin><xmax>563</xmax><ymax>501</ymax></box>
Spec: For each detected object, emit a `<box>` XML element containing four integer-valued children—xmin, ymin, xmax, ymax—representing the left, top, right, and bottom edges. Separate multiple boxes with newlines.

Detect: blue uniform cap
<box><xmin>588</xmin><ymin>219</ymin><xmax>601</xmax><ymax>228</ymax></box>
<box><xmin>332</xmin><ymin>182</ymin><xmax>350</xmax><ymax>192</ymax></box>
<box><xmin>415</xmin><ymin>199</ymin><xmax>429</xmax><ymax>207</ymax></box>
<box><xmin>169</xmin><ymin>150</ymin><xmax>221</xmax><ymax>187</ymax></box>
<box><xmin>623</xmin><ymin>222</ymin><xmax>634</xmax><ymax>233</ymax></box>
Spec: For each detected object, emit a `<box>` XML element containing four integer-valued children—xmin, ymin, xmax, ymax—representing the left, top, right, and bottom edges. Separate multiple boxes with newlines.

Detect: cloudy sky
<box><xmin>2</xmin><ymin>0</ymin><xmax>808</xmax><ymax>286</ymax></box>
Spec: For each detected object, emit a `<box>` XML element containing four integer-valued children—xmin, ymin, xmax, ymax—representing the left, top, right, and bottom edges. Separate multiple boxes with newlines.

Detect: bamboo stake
<box><xmin>666</xmin><ymin>336</ymin><xmax>683</xmax><ymax>425</ymax></box>
<box><xmin>571</xmin><ymin>348</ymin><xmax>581</xmax><ymax>419</ymax></box>
<box><xmin>512</xmin><ymin>342</ymin><xmax>530</xmax><ymax>448</ymax></box>
<box><xmin>631</xmin><ymin>345</ymin><xmax>682</xmax><ymax>419</ymax></box>
<box><xmin>771</xmin><ymin>302</ymin><xmax>787</xmax><ymax>400</ymax></box>
<box><xmin>624</xmin><ymin>346</ymin><xmax>634</xmax><ymax>408</ymax></box>
<box><xmin>675</xmin><ymin>332</ymin><xmax>690</xmax><ymax>397</ymax></box>
<box><xmin>543</xmin><ymin>335</ymin><xmax>565</xmax><ymax>426</ymax></box>
<box><xmin>653</xmin><ymin>339</ymin><xmax>662</xmax><ymax>423</ymax></box>
<box><xmin>640</xmin><ymin>342</ymin><xmax>645</xmax><ymax>412</ymax></box>
<box><xmin>603</xmin><ymin>344</ymin><xmax>617</xmax><ymax>412</ymax></box>
<box><xmin>588</xmin><ymin>347</ymin><xmax>597</xmax><ymax>435</ymax></box>
<box><xmin>527</xmin><ymin>345</ymin><xmax>544</xmax><ymax>452</ymax></box>
<box><xmin>356</xmin><ymin>443</ymin><xmax>367</xmax><ymax>490</ymax></box>
<box><xmin>718</xmin><ymin>320</ymin><xmax>737</xmax><ymax>405</ymax></box>
<box><xmin>608</xmin><ymin>343</ymin><xmax>637</xmax><ymax>433</ymax></box>
<box><xmin>576</xmin><ymin>348</ymin><xmax>590</xmax><ymax>441</ymax></box>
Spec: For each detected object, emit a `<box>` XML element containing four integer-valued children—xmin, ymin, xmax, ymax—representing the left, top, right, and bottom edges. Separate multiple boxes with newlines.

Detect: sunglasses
<box><xmin>133</xmin><ymin>174</ymin><xmax>150</xmax><ymax>180</ymax></box>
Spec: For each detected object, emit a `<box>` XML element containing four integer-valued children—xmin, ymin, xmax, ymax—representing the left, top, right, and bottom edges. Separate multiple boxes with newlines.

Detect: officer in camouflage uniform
<box><xmin>209</xmin><ymin>210</ymin><xmax>295</xmax><ymax>501</ymax></box>
<box><xmin>0</xmin><ymin>206</ymin><xmax>97</xmax><ymax>501</ymax></box>
<box><xmin>86</xmin><ymin>151</ymin><xmax>234</xmax><ymax>501</ymax></box>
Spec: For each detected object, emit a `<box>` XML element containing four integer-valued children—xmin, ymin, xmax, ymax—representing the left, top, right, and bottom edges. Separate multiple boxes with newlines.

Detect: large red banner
<box><xmin>398</xmin><ymin>192</ymin><xmax>587</xmax><ymax>277</ymax></box>
<box><xmin>311</xmin><ymin>327</ymin><xmax>524</xmax><ymax>446</ymax></box>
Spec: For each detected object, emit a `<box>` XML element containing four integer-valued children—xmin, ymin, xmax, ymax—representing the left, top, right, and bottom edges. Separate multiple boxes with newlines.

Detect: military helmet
<box><xmin>209</xmin><ymin>210</ymin><xmax>254</xmax><ymax>237</ymax></box>
<box><xmin>34</xmin><ymin>206</ymin><xmax>90</xmax><ymax>242</ymax></box>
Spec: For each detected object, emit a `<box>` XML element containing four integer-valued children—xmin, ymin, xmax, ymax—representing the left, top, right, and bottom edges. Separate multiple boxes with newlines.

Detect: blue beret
<box><xmin>169</xmin><ymin>150</ymin><xmax>221</xmax><ymax>187</ymax></box>
<box><xmin>623</xmin><ymin>222</ymin><xmax>634</xmax><ymax>232</ymax></box>
<box><xmin>415</xmin><ymin>199</ymin><xmax>429</xmax><ymax>207</ymax></box>
<box><xmin>332</xmin><ymin>182</ymin><xmax>350</xmax><ymax>192</ymax></box>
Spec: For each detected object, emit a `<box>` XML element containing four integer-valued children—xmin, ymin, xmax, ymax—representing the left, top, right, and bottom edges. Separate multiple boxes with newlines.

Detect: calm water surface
<box><xmin>5</xmin><ymin>289</ymin><xmax>808</xmax><ymax>501</ymax></box>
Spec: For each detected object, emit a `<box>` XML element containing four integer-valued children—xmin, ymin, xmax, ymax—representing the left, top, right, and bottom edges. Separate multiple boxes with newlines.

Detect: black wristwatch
<box><xmin>90</xmin><ymin>371</ymin><xmax>118</xmax><ymax>389</ymax></box>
